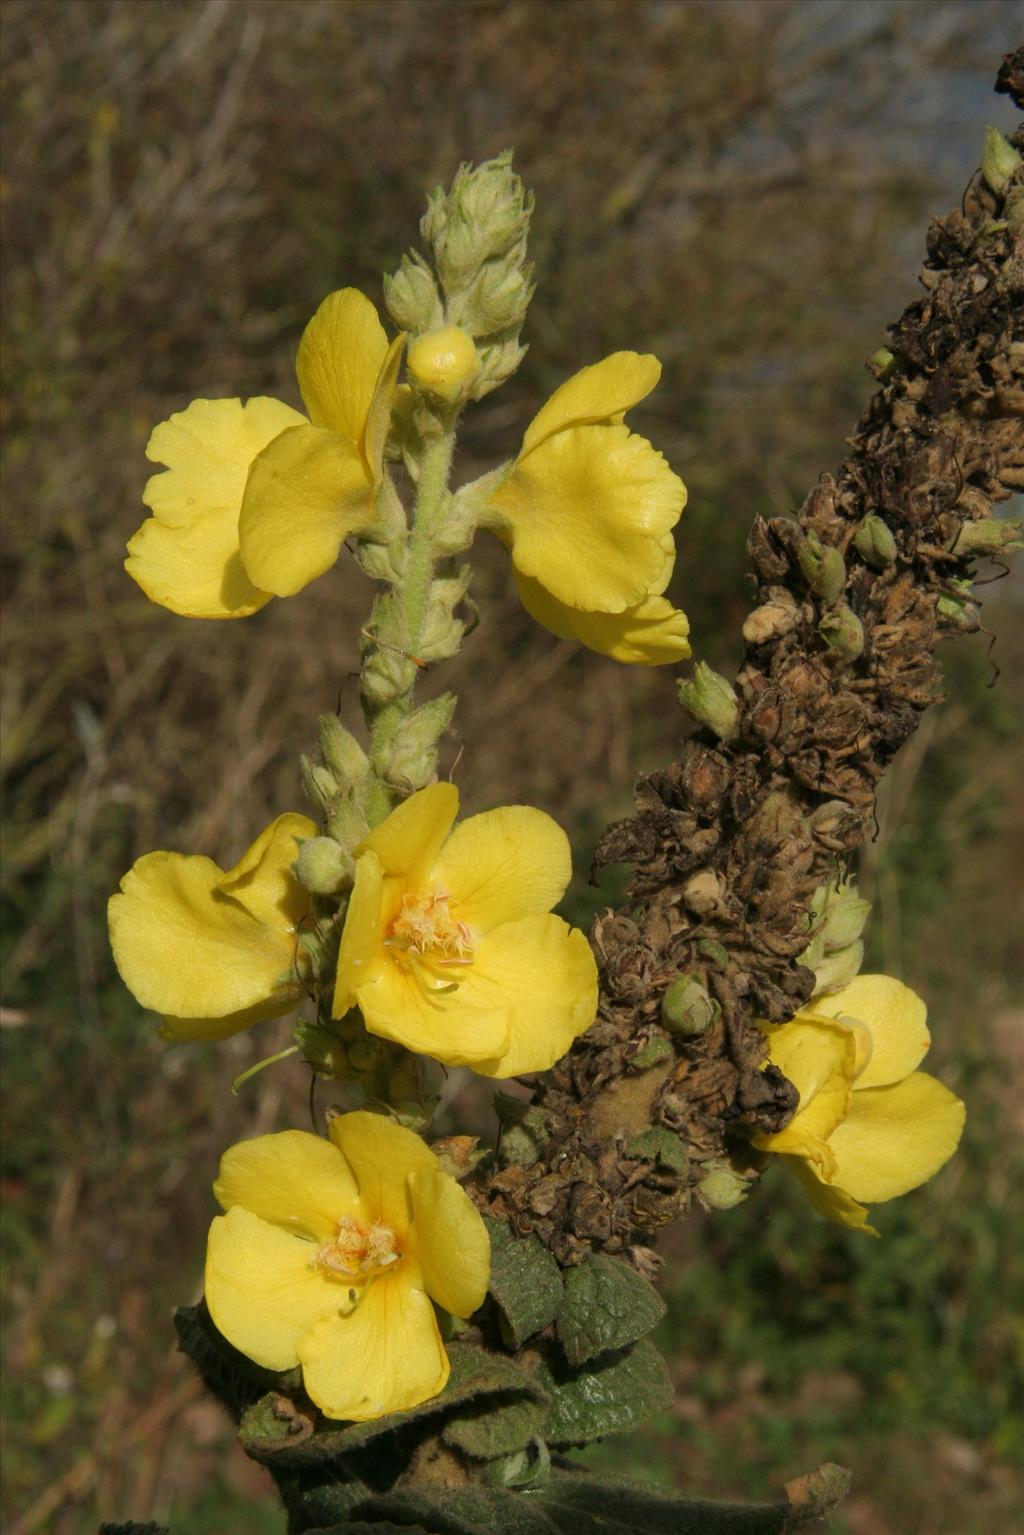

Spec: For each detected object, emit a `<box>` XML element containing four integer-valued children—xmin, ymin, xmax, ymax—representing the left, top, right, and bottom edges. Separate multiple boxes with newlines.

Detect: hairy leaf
<box><xmin>529</xmin><ymin>1468</ymin><xmax>788</xmax><ymax>1534</ymax></box>
<box><xmin>535</xmin><ymin>1339</ymin><xmax>672</xmax><ymax>1447</ymax></box>
<box><xmin>442</xmin><ymin>1391</ymin><xmax>548</xmax><ymax>1460</ymax></box>
<box><xmin>557</xmin><ymin>1254</ymin><xmax>666</xmax><ymax>1366</ymax></box>
<box><xmin>485</xmin><ymin>1217</ymin><xmax>564</xmax><ymax>1346</ymax></box>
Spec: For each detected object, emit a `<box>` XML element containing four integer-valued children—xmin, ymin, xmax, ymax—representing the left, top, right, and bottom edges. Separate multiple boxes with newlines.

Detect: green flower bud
<box><xmin>854</xmin><ymin>514</ymin><xmax>898</xmax><ymax>569</ymax></box>
<box><xmin>348</xmin><ymin>1035</ymin><xmax>387</xmax><ymax>1073</ymax></box>
<box><xmin>361</xmin><ymin>648</ymin><xmax>419</xmax><ymax>704</ymax></box>
<box><xmin>625</xmin><ymin>1125</ymin><xmax>689</xmax><ymax>1176</ymax></box>
<box><xmin>952</xmin><ymin>518</ymin><xmax>1023</xmax><ymax>557</ymax></box>
<box><xmin>356</xmin><ymin>537</ymin><xmax>406</xmax><ymax>584</ymax></box>
<box><xmin>677</xmin><ymin>661</ymin><xmax>739</xmax><ymax>742</ymax></box>
<box><xmin>295</xmin><ymin>1022</ymin><xmax>349</xmax><ymax>1079</ymax></box>
<box><xmin>473</xmin><ymin>334</ymin><xmax>530</xmax><ymax>399</ymax></box>
<box><xmin>982</xmin><ymin>125</ymin><xmax>1021</xmax><ymax>195</ymax></box>
<box><xmin>631</xmin><ymin>1034</ymin><xmax>674</xmax><ymax>1069</ymax></box>
<box><xmin>422</xmin><ymin>151</ymin><xmax>533</xmax><ymax>295</ymax></box>
<box><xmin>661</xmin><ymin>975</ymin><xmax>719</xmax><ymax>1036</ymax></box>
<box><xmin>383</xmin><ymin>251</ymin><xmax>444</xmax><ymax>334</ymax></box>
<box><xmin>697</xmin><ymin>938</ymin><xmax>730</xmax><ymax>970</ymax></box>
<box><xmin>407</xmin><ymin>326</ymin><xmax>482</xmax><ymax>404</ymax></box>
<box><xmin>819</xmin><ymin>602</ymin><xmax>864</xmax><ymax>660</ymax></box>
<box><xmin>821</xmin><ymin>886</ymin><xmax>871</xmax><ymax>952</ymax></box>
<box><xmin>319</xmin><ymin>715</ymin><xmax>369</xmax><ymax>788</ymax></box>
<box><xmin>797</xmin><ymin>532</ymin><xmax>846</xmax><ymax>604</ymax></box>
<box><xmin>812</xmin><ymin>940</ymin><xmax>865</xmax><ymax>995</ymax></box>
<box><xmin>868</xmin><ymin>347</ymin><xmax>898</xmax><ymax>383</ymax></box>
<box><xmin>326</xmin><ymin>796</ymin><xmax>369</xmax><ymax>854</ymax></box>
<box><xmin>300</xmin><ymin>754</ymin><xmax>339</xmax><ymax>813</ymax></box>
<box><xmin>699</xmin><ymin>1161</ymin><xmax>753</xmax><ymax>1210</ymax></box>
<box><xmin>383</xmin><ymin>693</ymin><xmax>457</xmax><ymax>793</ymax></box>
<box><xmin>294</xmin><ymin>835</ymin><xmax>354</xmax><ymax>896</ymax></box>
<box><xmin>459</xmin><ymin>258</ymin><xmax>536</xmax><ymax>336</ymax></box>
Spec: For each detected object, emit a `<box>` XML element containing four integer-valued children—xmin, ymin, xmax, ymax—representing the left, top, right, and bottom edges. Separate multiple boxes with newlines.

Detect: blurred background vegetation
<box><xmin>2</xmin><ymin>2</ymin><xmax>1021</xmax><ymax>1532</ymax></box>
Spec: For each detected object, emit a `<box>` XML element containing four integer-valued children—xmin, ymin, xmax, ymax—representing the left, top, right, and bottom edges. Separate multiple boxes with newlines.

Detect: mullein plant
<box><xmin>106</xmin><ymin>150</ymin><xmax>981</xmax><ymax>1532</ymax></box>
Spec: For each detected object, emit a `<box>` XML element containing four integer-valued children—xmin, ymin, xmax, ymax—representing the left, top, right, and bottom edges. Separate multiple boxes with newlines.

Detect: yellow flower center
<box><xmin>313</xmin><ymin>1215</ymin><xmax>401</xmax><ymax>1280</ymax></box>
<box><xmin>385</xmin><ymin>888</ymin><xmax>475</xmax><ymax>994</ymax></box>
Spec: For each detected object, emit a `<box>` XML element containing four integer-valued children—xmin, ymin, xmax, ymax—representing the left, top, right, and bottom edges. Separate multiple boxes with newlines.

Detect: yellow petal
<box><xmin>824</xmin><ymin>1071</ymin><xmax>966</xmax><ymax>1204</ymax></box>
<box><xmin>459</xmin><ymin>915</ymin><xmax>598</xmax><ymax>1079</ymax></box>
<box><xmin>358</xmin><ymin>783</ymin><xmax>460</xmax><ymax>885</ymax></box>
<box><xmin>516</xmin><ymin>573</ymin><xmax>692</xmax><ymax>666</ymax></box>
<box><xmin>238</xmin><ymin>424</ymin><xmax>375</xmax><ymax>597</ymax></box>
<box><xmin>127</xmin><ymin>397</ymin><xmax>304</xmax><ymax>618</ymax></box>
<box><xmin>408</xmin><ymin>1168</ymin><xmax>490</xmax><ymax>1318</ymax></box>
<box><xmin>295</xmin><ymin>288</ymin><xmax>389</xmax><ymax>446</ymax></box>
<box><xmin>752</xmin><ymin>1015</ymin><xmax>858</xmax><ymax>1173</ymax></box>
<box><xmin>429</xmin><ymin>805</ymin><xmax>571</xmax><ymax>932</ymax></box>
<box><xmin>108</xmin><ymin>842</ymin><xmax>305</xmax><ymax>1025</ymax></box>
<box><xmin>355</xmin><ymin>957</ymin><xmax>511</xmax><ymax>1068</ymax></box>
<box><xmin>328</xmin><ymin>1111</ymin><xmax>437</xmax><ymax>1233</ymax></box>
<box><xmin>490</xmin><ymin>423</ymin><xmax>686</xmax><ymax>612</ymax></box>
<box><xmin>160</xmin><ymin>996</ymin><xmax>303</xmax><ymax>1043</ymax></box>
<box><xmin>363</xmin><ymin>334</ymin><xmax>406</xmax><ymax>482</ymax></box>
<box><xmin>334</xmin><ymin>850</ymin><xmax>386</xmax><ymax>1018</ymax></box>
<box><xmin>813</xmin><ymin>975</ymin><xmax>931</xmax><ymax>1090</ymax></box>
<box><xmin>218</xmin><ymin>812</ymin><xmax>317</xmax><ymax>928</ymax></box>
<box><xmin>521</xmin><ymin>353</ymin><xmax>662</xmax><ymax>455</ymax></box>
<box><xmin>205</xmin><ymin>1206</ymin><xmax>340</xmax><ymax>1371</ymax></box>
<box><xmin>784</xmin><ymin>1156</ymin><xmax>878</xmax><ymax>1236</ymax></box>
<box><xmin>213</xmin><ymin>1130</ymin><xmax>357</xmax><ymax>1242</ymax></box>
<box><xmin>298</xmin><ymin>1269</ymin><xmax>449</xmax><ymax>1421</ymax></box>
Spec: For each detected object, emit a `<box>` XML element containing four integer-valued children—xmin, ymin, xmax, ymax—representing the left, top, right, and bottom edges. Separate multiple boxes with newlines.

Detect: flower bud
<box><xmin>699</xmin><ymin>1160</ymin><xmax>753</xmax><ymax>1210</ymax></box>
<box><xmin>982</xmin><ymin>125</ymin><xmax>1021</xmax><ymax>195</ymax></box>
<box><xmin>743</xmin><ymin>594</ymin><xmax>799</xmax><ymax>645</ymax></box>
<box><xmin>295</xmin><ymin>1022</ymin><xmax>349</xmax><ymax>1079</ymax></box>
<box><xmin>407</xmin><ymin>326</ymin><xmax>482</xmax><ymax>404</ymax></box>
<box><xmin>797</xmin><ymin>532</ymin><xmax>846</xmax><ymax>604</ymax></box>
<box><xmin>356</xmin><ymin>537</ymin><xmax>406</xmax><ymax>584</ymax></box>
<box><xmin>812</xmin><ymin>941</ymin><xmax>864</xmax><ymax>995</ymax></box>
<box><xmin>661</xmin><ymin>975</ymin><xmax>719</xmax><ymax>1036</ymax></box>
<box><xmin>422</xmin><ymin>151</ymin><xmax>533</xmax><ymax>294</ymax></box>
<box><xmin>821</xmin><ymin>884</ymin><xmax>871</xmax><ymax>952</ymax></box>
<box><xmin>819</xmin><ymin>602</ymin><xmax>864</xmax><ymax>660</ymax></box>
<box><xmin>630</xmin><ymin>1034</ymin><xmax>674</xmax><ymax>1069</ymax></box>
<box><xmin>472</xmin><ymin>334</ymin><xmax>530</xmax><ymax>398</ymax></box>
<box><xmin>383</xmin><ymin>251</ymin><xmax>444</xmax><ymax>334</ymax></box>
<box><xmin>294</xmin><ymin>835</ymin><xmax>354</xmax><ymax>896</ymax></box>
<box><xmin>326</xmin><ymin>795</ymin><xmax>369</xmax><ymax>854</ymax></box>
<box><xmin>460</xmin><ymin>258</ymin><xmax>536</xmax><ymax>335</ymax></box>
<box><xmin>361</xmin><ymin>648</ymin><xmax>419</xmax><ymax>704</ymax></box>
<box><xmin>952</xmin><ymin>518</ymin><xmax>1023</xmax><ymax>557</ymax></box>
<box><xmin>300</xmin><ymin>755</ymin><xmax>339</xmax><ymax>813</ymax></box>
<box><xmin>681</xmin><ymin>870</ymin><xmax>725</xmax><ymax>916</ymax></box>
<box><xmin>383</xmin><ymin>693</ymin><xmax>456</xmax><ymax>793</ymax></box>
<box><xmin>319</xmin><ymin>715</ymin><xmax>369</xmax><ymax>788</ymax></box>
<box><xmin>697</xmin><ymin>938</ymin><xmax>729</xmax><ymax>970</ymax></box>
<box><xmin>868</xmin><ymin>347</ymin><xmax>898</xmax><ymax>383</ymax></box>
<box><xmin>854</xmin><ymin>514</ymin><xmax>898</xmax><ymax>569</ymax></box>
<box><xmin>348</xmin><ymin>1035</ymin><xmax>387</xmax><ymax>1073</ymax></box>
<box><xmin>677</xmin><ymin>662</ymin><xmax>739</xmax><ymax>743</ymax></box>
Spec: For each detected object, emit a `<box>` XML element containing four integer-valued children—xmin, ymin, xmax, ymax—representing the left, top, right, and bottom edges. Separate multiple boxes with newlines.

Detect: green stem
<box><xmin>361</xmin><ymin>422</ymin><xmax>458</xmax><ymax>818</ymax></box>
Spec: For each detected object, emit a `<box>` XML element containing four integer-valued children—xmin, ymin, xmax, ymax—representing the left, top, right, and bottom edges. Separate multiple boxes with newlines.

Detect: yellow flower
<box><xmin>126</xmin><ymin>290</ymin><xmax>404</xmax><ymax>618</ymax></box>
<box><xmin>205</xmin><ymin>1111</ymin><xmax>490</xmax><ymax>1421</ymax></box>
<box><xmin>752</xmin><ymin>975</ymin><xmax>966</xmax><ymax>1235</ymax></box>
<box><xmin>108</xmin><ymin>813</ymin><xmax>316</xmax><ymax>1040</ymax></box>
<box><xmin>334</xmin><ymin>782</ymin><xmax>597</xmax><ymax>1077</ymax></box>
<box><xmin>481</xmin><ymin>352</ymin><xmax>691</xmax><ymax>665</ymax></box>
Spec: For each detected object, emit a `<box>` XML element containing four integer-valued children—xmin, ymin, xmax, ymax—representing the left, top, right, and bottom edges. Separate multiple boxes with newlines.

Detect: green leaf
<box><xmin>442</xmin><ymin>1392</ymin><xmax>548</xmax><ymax>1460</ymax></box>
<box><xmin>557</xmin><ymin>1254</ymin><xmax>666</xmax><ymax>1366</ymax></box>
<box><xmin>240</xmin><ymin>1343</ymin><xmax>542</xmax><ymax>1465</ymax></box>
<box><xmin>345</xmin><ymin>1485</ymin><xmax>558</xmax><ymax>1535</ymax></box>
<box><xmin>535</xmin><ymin>1339</ymin><xmax>672</xmax><ymax>1448</ymax></box>
<box><xmin>527</xmin><ymin>1467</ymin><xmax>788</xmax><ymax>1534</ymax></box>
<box><xmin>484</xmin><ymin>1217</ymin><xmax>563</xmax><ymax>1347</ymax></box>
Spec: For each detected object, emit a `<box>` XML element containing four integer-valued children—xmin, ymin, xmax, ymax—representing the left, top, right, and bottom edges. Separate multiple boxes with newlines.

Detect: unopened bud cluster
<box><xmin>799</xmin><ymin>878</ymin><xmax>871</xmax><ymax>995</ymax></box>
<box><xmin>385</xmin><ymin>152</ymin><xmax>534</xmax><ymax>400</ymax></box>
